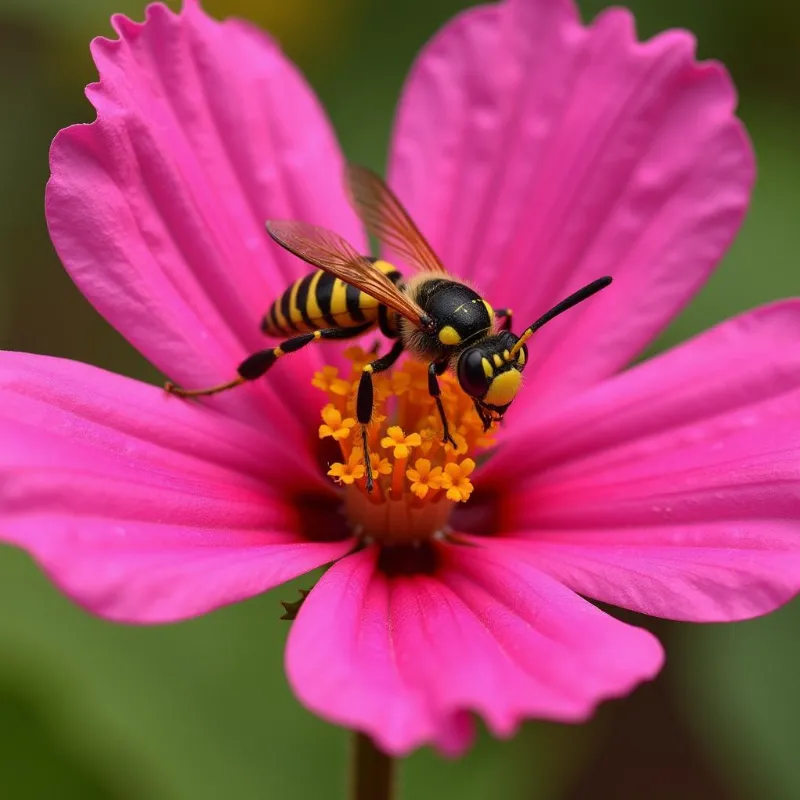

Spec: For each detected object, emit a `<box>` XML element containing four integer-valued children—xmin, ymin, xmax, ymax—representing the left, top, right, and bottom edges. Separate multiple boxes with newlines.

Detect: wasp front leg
<box><xmin>356</xmin><ymin>340</ymin><xmax>405</xmax><ymax>491</ymax></box>
<box><xmin>428</xmin><ymin>360</ymin><xmax>458</xmax><ymax>448</ymax></box>
<box><xmin>472</xmin><ymin>399</ymin><xmax>494</xmax><ymax>433</ymax></box>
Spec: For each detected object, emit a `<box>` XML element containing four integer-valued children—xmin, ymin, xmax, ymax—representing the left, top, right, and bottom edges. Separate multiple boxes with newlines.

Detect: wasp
<box><xmin>166</xmin><ymin>165</ymin><xmax>612</xmax><ymax>491</ymax></box>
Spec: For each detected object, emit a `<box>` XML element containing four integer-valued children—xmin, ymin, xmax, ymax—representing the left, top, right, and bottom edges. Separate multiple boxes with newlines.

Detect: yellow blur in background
<box><xmin>0</xmin><ymin>0</ymin><xmax>798</xmax><ymax>798</ymax></box>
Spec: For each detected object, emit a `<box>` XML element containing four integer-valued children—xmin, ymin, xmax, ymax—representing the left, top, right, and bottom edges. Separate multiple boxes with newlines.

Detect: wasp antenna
<box><xmin>510</xmin><ymin>277</ymin><xmax>612</xmax><ymax>357</ymax></box>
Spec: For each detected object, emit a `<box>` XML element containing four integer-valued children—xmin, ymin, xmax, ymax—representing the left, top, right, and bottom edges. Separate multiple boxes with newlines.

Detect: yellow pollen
<box><xmin>443</xmin><ymin>430</ymin><xmax>469</xmax><ymax>458</ymax></box>
<box><xmin>327</xmin><ymin>448</ymin><xmax>366</xmax><ymax>485</ymax></box>
<box><xmin>440</xmin><ymin>459</ymin><xmax>476</xmax><ymax>502</ymax></box>
<box><xmin>343</xmin><ymin>345</ymin><xmax>376</xmax><ymax>371</ymax></box>
<box><xmin>312</xmin><ymin>366</ymin><xmax>350</xmax><ymax>397</ymax></box>
<box><xmin>381</xmin><ymin>425</ymin><xmax>422</xmax><ymax>460</ymax></box>
<box><xmin>406</xmin><ymin>458</ymin><xmax>444</xmax><ymax>500</ymax></box>
<box><xmin>391</xmin><ymin>370</ymin><xmax>413</xmax><ymax>396</ymax></box>
<box><xmin>369</xmin><ymin>452</ymin><xmax>393</xmax><ymax>477</ymax></box>
<box><xmin>318</xmin><ymin>404</ymin><xmax>356</xmax><ymax>442</ymax></box>
<box><xmin>313</xmin><ymin>346</ymin><xmax>498</xmax><ymax>544</ymax></box>
<box><xmin>417</xmin><ymin>428</ymin><xmax>440</xmax><ymax>457</ymax></box>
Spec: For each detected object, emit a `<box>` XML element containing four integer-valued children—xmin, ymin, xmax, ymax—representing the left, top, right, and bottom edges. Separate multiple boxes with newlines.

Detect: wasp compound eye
<box><xmin>457</xmin><ymin>347</ymin><xmax>491</xmax><ymax>399</ymax></box>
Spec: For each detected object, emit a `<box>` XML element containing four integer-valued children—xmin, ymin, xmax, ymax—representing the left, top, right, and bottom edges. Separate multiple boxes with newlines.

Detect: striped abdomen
<box><xmin>261</xmin><ymin>259</ymin><xmax>403</xmax><ymax>338</ymax></box>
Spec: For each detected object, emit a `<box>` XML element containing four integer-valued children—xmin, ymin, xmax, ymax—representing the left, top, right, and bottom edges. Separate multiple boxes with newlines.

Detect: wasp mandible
<box><xmin>166</xmin><ymin>165</ymin><xmax>612</xmax><ymax>491</ymax></box>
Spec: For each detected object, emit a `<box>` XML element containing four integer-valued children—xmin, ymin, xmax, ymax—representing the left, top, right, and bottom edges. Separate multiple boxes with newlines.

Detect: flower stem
<box><xmin>351</xmin><ymin>731</ymin><xmax>395</xmax><ymax>800</ymax></box>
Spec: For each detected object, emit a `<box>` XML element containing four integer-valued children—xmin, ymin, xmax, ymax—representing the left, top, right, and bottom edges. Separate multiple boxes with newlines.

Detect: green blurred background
<box><xmin>1</xmin><ymin>0</ymin><xmax>798</xmax><ymax>797</ymax></box>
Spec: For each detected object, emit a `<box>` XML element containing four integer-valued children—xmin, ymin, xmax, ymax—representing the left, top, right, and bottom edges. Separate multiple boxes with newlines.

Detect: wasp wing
<box><xmin>345</xmin><ymin>164</ymin><xmax>448</xmax><ymax>274</ymax></box>
<box><xmin>266</xmin><ymin>220</ymin><xmax>427</xmax><ymax>327</ymax></box>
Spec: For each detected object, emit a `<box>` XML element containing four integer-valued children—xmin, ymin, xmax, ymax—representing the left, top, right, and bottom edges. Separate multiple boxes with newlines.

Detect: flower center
<box><xmin>314</xmin><ymin>346</ymin><xmax>495</xmax><ymax>544</ymax></box>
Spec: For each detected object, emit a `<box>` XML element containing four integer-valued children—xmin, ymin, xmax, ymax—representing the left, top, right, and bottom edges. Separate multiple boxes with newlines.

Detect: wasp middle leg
<box><xmin>357</xmin><ymin>340</ymin><xmax>405</xmax><ymax>492</ymax></box>
<box><xmin>428</xmin><ymin>359</ymin><xmax>458</xmax><ymax>449</ymax></box>
<box><xmin>166</xmin><ymin>323</ymin><xmax>373</xmax><ymax>398</ymax></box>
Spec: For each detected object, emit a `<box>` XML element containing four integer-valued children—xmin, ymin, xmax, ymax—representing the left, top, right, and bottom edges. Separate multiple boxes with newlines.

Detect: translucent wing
<box><xmin>345</xmin><ymin>164</ymin><xmax>448</xmax><ymax>274</ymax></box>
<box><xmin>266</xmin><ymin>220</ymin><xmax>429</xmax><ymax>327</ymax></box>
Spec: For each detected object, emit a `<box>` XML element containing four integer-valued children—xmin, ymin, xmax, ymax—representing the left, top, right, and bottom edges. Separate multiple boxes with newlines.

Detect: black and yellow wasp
<box><xmin>167</xmin><ymin>165</ymin><xmax>612</xmax><ymax>490</ymax></box>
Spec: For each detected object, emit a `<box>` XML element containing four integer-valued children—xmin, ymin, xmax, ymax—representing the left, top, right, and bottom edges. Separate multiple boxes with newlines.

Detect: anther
<box><xmin>313</xmin><ymin>347</ymin><xmax>495</xmax><ymax>544</ymax></box>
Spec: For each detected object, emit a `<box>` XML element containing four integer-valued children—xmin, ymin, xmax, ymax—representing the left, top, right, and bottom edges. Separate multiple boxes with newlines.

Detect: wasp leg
<box><xmin>472</xmin><ymin>399</ymin><xmax>493</xmax><ymax>433</ymax></box>
<box><xmin>357</xmin><ymin>340</ymin><xmax>405</xmax><ymax>492</ymax></box>
<box><xmin>495</xmin><ymin>308</ymin><xmax>513</xmax><ymax>332</ymax></box>
<box><xmin>428</xmin><ymin>360</ymin><xmax>457</xmax><ymax>448</ymax></box>
<box><xmin>166</xmin><ymin>324</ymin><xmax>373</xmax><ymax>398</ymax></box>
<box><xmin>165</xmin><ymin>376</ymin><xmax>247</xmax><ymax>398</ymax></box>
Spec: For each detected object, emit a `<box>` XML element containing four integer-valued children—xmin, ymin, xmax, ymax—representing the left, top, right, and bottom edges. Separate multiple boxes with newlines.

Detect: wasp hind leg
<box><xmin>165</xmin><ymin>324</ymin><xmax>373</xmax><ymax>399</ymax></box>
<box><xmin>428</xmin><ymin>360</ymin><xmax>458</xmax><ymax>449</ymax></box>
<box><xmin>356</xmin><ymin>340</ymin><xmax>405</xmax><ymax>492</ymax></box>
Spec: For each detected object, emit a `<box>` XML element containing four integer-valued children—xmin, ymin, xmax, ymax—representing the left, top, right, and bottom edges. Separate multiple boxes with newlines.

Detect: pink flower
<box><xmin>2</xmin><ymin>0</ymin><xmax>799</xmax><ymax>757</ymax></box>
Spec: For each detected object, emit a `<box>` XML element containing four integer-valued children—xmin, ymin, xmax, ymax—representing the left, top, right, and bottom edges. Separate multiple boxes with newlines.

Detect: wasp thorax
<box><xmin>314</xmin><ymin>347</ymin><xmax>496</xmax><ymax>543</ymax></box>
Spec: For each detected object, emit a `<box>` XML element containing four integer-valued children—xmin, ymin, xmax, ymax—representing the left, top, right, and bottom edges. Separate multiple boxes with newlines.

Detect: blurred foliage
<box><xmin>0</xmin><ymin>0</ymin><xmax>361</xmax><ymax>59</ymax></box>
<box><xmin>0</xmin><ymin>0</ymin><xmax>798</xmax><ymax>797</ymax></box>
<box><xmin>676</xmin><ymin>605</ymin><xmax>800</xmax><ymax>800</ymax></box>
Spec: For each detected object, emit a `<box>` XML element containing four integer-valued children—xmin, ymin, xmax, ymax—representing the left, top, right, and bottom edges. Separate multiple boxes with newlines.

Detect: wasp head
<box><xmin>456</xmin><ymin>332</ymin><xmax>528</xmax><ymax>430</ymax></box>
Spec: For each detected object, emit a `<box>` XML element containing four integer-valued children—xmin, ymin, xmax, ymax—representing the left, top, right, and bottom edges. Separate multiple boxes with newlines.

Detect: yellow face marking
<box><xmin>481</xmin><ymin>357</ymin><xmax>493</xmax><ymax>379</ymax></box>
<box><xmin>438</xmin><ymin>325</ymin><xmax>462</xmax><ymax>346</ymax></box>
<box><xmin>503</xmin><ymin>349</ymin><xmax>511</xmax><ymax>361</ymax></box>
<box><xmin>492</xmin><ymin>353</ymin><xmax>503</xmax><ymax>369</ymax></box>
<box><xmin>517</xmin><ymin>348</ymin><xmax>526</xmax><ymax>365</ymax></box>
<box><xmin>484</xmin><ymin>370</ymin><xmax>521</xmax><ymax>407</ymax></box>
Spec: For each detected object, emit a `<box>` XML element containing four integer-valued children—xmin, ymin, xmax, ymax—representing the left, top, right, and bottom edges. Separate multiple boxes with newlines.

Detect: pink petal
<box><xmin>484</xmin><ymin>300</ymin><xmax>800</xmax><ymax>480</ymax></box>
<box><xmin>390</xmin><ymin>0</ymin><xmax>753</xmax><ymax>408</ymax></box>
<box><xmin>46</xmin><ymin>1</ymin><xmax>363</xmax><ymax>434</ymax></box>
<box><xmin>0</xmin><ymin>352</ymin><xmax>351</xmax><ymax>623</ymax></box>
<box><xmin>490</xmin><ymin>303</ymin><xmax>800</xmax><ymax>621</ymax></box>
<box><xmin>494</xmin><ymin>523</ymin><xmax>800</xmax><ymax>624</ymax></box>
<box><xmin>286</xmin><ymin>543</ymin><xmax>662</xmax><ymax>756</ymax></box>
